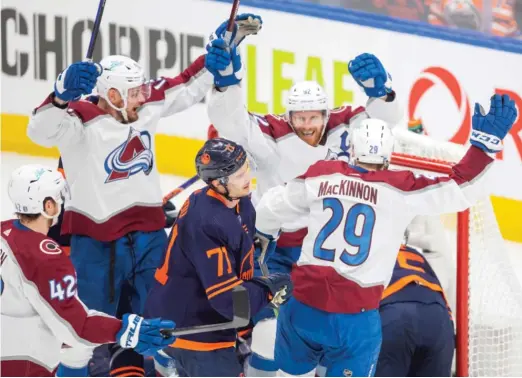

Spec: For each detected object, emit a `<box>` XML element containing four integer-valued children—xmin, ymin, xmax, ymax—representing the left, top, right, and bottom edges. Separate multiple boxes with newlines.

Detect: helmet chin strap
<box><xmin>41</xmin><ymin>202</ymin><xmax>62</xmax><ymax>227</ymax></box>
<box><xmin>106</xmin><ymin>88</ymin><xmax>129</xmax><ymax>123</ymax></box>
<box><xmin>209</xmin><ymin>177</ymin><xmax>241</xmax><ymax>202</ymax></box>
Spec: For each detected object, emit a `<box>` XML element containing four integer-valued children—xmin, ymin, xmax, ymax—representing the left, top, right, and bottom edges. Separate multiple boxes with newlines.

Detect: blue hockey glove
<box><xmin>470</xmin><ymin>94</ymin><xmax>518</xmax><ymax>153</ymax></box>
<box><xmin>205</xmin><ymin>37</ymin><xmax>243</xmax><ymax>88</ymax></box>
<box><xmin>348</xmin><ymin>53</ymin><xmax>392</xmax><ymax>98</ymax></box>
<box><xmin>117</xmin><ymin>314</ymin><xmax>176</xmax><ymax>356</ymax></box>
<box><xmin>163</xmin><ymin>200</ymin><xmax>178</xmax><ymax>228</ymax></box>
<box><xmin>54</xmin><ymin>61</ymin><xmax>101</xmax><ymax>102</ymax></box>
<box><xmin>251</xmin><ymin>273</ymin><xmax>293</xmax><ymax>308</ymax></box>
<box><xmin>213</xmin><ymin>13</ymin><xmax>263</xmax><ymax>47</ymax></box>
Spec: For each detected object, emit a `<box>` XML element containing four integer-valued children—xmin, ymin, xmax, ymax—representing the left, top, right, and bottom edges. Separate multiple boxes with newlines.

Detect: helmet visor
<box><xmin>127</xmin><ymin>82</ymin><xmax>151</xmax><ymax>103</ymax></box>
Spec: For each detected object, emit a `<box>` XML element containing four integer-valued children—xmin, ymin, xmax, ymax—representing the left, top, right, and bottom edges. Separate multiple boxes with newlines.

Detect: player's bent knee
<box><xmin>251</xmin><ymin>318</ymin><xmax>277</xmax><ymax>360</ymax></box>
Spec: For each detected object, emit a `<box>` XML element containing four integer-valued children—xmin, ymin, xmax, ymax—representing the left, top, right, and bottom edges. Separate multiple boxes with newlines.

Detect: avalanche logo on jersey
<box><xmin>104</xmin><ymin>127</ymin><xmax>154</xmax><ymax>183</ymax></box>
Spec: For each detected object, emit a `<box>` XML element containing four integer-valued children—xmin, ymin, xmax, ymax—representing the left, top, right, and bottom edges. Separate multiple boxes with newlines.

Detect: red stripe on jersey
<box><xmin>292</xmin><ymin>264</ymin><xmax>383</xmax><ymax>313</ymax></box>
<box><xmin>33</xmin><ymin>94</ymin><xmax>108</xmax><ymax>123</ymax></box>
<box><xmin>256</xmin><ymin>114</ymin><xmax>293</xmax><ymax>141</ymax></box>
<box><xmin>301</xmin><ymin>146</ymin><xmax>493</xmax><ymax>192</ymax></box>
<box><xmin>33</xmin><ymin>94</ymin><xmax>54</xmax><ymax>112</ymax></box>
<box><xmin>61</xmin><ymin>205</ymin><xmax>165</xmax><ymax>241</ymax></box>
<box><xmin>277</xmin><ymin>228</ymin><xmax>308</xmax><ymax>248</ymax></box>
<box><xmin>326</xmin><ymin>106</ymin><xmax>365</xmax><ymax>134</ymax></box>
<box><xmin>68</xmin><ymin>100</ymin><xmax>109</xmax><ymax>123</ymax></box>
<box><xmin>147</xmin><ymin>54</ymin><xmax>206</xmax><ymax>103</ymax></box>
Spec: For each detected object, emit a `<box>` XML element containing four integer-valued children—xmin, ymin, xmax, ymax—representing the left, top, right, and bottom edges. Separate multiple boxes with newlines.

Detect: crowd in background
<box><xmin>288</xmin><ymin>0</ymin><xmax>522</xmax><ymax>38</ymax></box>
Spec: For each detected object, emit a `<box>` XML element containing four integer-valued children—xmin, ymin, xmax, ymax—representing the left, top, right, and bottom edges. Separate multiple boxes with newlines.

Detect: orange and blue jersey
<box><xmin>381</xmin><ymin>245</ymin><xmax>452</xmax><ymax>318</ymax></box>
<box><xmin>145</xmin><ymin>187</ymin><xmax>269</xmax><ymax>351</ymax></box>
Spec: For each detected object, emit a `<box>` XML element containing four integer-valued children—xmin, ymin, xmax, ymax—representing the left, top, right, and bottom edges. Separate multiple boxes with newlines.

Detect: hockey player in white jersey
<box><xmin>254</xmin><ymin>94</ymin><xmax>517</xmax><ymax>376</ymax></box>
<box><xmin>206</xmin><ymin>28</ymin><xmax>402</xmax><ymax>374</ymax></box>
<box><xmin>0</xmin><ymin>165</ymin><xmax>176</xmax><ymax>377</ymax></box>
<box><xmin>26</xmin><ymin>14</ymin><xmax>262</xmax><ymax>376</ymax></box>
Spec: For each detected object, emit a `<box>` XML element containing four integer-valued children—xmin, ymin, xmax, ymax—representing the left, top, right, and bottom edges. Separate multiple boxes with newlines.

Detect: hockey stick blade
<box><xmin>160</xmin><ymin>285</ymin><xmax>250</xmax><ymax>337</ymax></box>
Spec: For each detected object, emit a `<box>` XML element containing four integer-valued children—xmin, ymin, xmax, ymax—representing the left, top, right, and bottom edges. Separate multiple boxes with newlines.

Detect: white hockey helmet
<box><xmin>286</xmin><ymin>81</ymin><xmax>330</xmax><ymax>129</ymax></box>
<box><xmin>8</xmin><ymin>165</ymin><xmax>70</xmax><ymax>226</ymax></box>
<box><xmin>350</xmin><ymin>118</ymin><xmax>394</xmax><ymax>166</ymax></box>
<box><xmin>96</xmin><ymin>55</ymin><xmax>150</xmax><ymax>121</ymax></box>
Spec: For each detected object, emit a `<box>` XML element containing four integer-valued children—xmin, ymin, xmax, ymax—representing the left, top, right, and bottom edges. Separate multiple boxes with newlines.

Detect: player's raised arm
<box><xmin>158</xmin><ymin>14</ymin><xmax>262</xmax><ymax>119</ymax></box>
<box><xmin>153</xmin><ymin>55</ymin><xmax>213</xmax><ymax>117</ymax></box>
<box><xmin>348</xmin><ymin>53</ymin><xmax>403</xmax><ymax>126</ymax></box>
<box><xmin>397</xmin><ymin>94</ymin><xmax>517</xmax><ymax>216</ymax></box>
<box><xmin>205</xmin><ymin>15</ymin><xmax>282</xmax><ymax>168</ymax></box>
<box><xmin>255</xmin><ymin>179</ymin><xmax>311</xmax><ymax>238</ymax></box>
<box><xmin>27</xmin><ymin>62</ymin><xmax>100</xmax><ymax>149</ymax></box>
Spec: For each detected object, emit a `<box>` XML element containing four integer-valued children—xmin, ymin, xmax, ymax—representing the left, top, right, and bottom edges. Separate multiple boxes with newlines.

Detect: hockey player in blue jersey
<box><xmin>375</xmin><ymin>224</ymin><xmax>455</xmax><ymax>377</ymax></box>
<box><xmin>144</xmin><ymin>138</ymin><xmax>292</xmax><ymax>377</ymax></box>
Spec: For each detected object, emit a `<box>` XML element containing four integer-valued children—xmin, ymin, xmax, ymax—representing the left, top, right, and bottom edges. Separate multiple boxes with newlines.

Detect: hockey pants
<box><xmin>70</xmin><ymin>229</ymin><xmax>167</xmax><ymax>315</ymax></box>
<box><xmin>375</xmin><ymin>302</ymin><xmax>455</xmax><ymax>377</ymax></box>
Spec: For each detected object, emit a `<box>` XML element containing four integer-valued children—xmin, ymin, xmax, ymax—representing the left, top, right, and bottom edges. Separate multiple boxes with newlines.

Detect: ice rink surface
<box><xmin>2</xmin><ymin>151</ymin><xmax>521</xmax><ymax>284</ymax></box>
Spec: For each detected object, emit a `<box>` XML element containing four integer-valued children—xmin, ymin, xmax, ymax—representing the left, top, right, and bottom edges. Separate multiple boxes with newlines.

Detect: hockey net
<box><xmin>390</xmin><ymin>128</ymin><xmax>522</xmax><ymax>377</ymax></box>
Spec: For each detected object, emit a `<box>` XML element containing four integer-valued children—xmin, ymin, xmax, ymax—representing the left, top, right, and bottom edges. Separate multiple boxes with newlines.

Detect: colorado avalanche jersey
<box><xmin>207</xmin><ymin>84</ymin><xmax>403</xmax><ymax>248</ymax></box>
<box><xmin>381</xmin><ymin>245</ymin><xmax>451</xmax><ymax>317</ymax></box>
<box><xmin>145</xmin><ymin>188</ymin><xmax>269</xmax><ymax>349</ymax></box>
<box><xmin>27</xmin><ymin>55</ymin><xmax>213</xmax><ymax>242</ymax></box>
<box><xmin>0</xmin><ymin>220</ymin><xmax>121</xmax><ymax>372</ymax></box>
<box><xmin>255</xmin><ymin>146</ymin><xmax>493</xmax><ymax>314</ymax></box>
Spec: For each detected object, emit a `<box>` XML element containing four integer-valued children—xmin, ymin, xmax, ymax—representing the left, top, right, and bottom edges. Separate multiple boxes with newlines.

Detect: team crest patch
<box><xmin>104</xmin><ymin>127</ymin><xmax>154</xmax><ymax>183</ymax></box>
<box><xmin>39</xmin><ymin>239</ymin><xmax>62</xmax><ymax>255</ymax></box>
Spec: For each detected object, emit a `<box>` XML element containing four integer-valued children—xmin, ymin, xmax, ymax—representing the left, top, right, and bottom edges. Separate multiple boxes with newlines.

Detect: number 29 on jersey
<box><xmin>313</xmin><ymin>198</ymin><xmax>376</xmax><ymax>266</ymax></box>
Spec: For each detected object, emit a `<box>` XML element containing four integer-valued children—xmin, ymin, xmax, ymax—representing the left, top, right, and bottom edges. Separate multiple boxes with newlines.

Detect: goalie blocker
<box><xmin>144</xmin><ymin>138</ymin><xmax>292</xmax><ymax>377</ymax></box>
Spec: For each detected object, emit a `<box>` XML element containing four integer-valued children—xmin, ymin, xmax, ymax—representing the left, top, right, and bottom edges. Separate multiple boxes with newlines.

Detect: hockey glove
<box><xmin>213</xmin><ymin>13</ymin><xmax>263</xmax><ymax>47</ymax></box>
<box><xmin>54</xmin><ymin>61</ymin><xmax>101</xmax><ymax>102</ymax></box>
<box><xmin>251</xmin><ymin>273</ymin><xmax>293</xmax><ymax>308</ymax></box>
<box><xmin>117</xmin><ymin>314</ymin><xmax>176</xmax><ymax>356</ymax></box>
<box><xmin>348</xmin><ymin>53</ymin><xmax>392</xmax><ymax>98</ymax></box>
<box><xmin>205</xmin><ymin>37</ymin><xmax>243</xmax><ymax>88</ymax></box>
<box><xmin>163</xmin><ymin>200</ymin><xmax>179</xmax><ymax>228</ymax></box>
<box><xmin>470</xmin><ymin>94</ymin><xmax>517</xmax><ymax>153</ymax></box>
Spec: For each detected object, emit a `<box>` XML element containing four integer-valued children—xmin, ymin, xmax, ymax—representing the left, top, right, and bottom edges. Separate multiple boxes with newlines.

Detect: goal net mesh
<box><xmin>390</xmin><ymin>129</ymin><xmax>522</xmax><ymax>377</ymax></box>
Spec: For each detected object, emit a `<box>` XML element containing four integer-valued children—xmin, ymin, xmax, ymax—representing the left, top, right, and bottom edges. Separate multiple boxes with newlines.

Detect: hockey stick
<box><xmin>85</xmin><ymin>0</ymin><xmax>107</xmax><ymax>61</ymax></box>
<box><xmin>224</xmin><ymin>0</ymin><xmax>240</xmax><ymax>46</ymax></box>
<box><xmin>160</xmin><ymin>285</ymin><xmax>250</xmax><ymax>337</ymax></box>
<box><xmin>162</xmin><ymin>175</ymin><xmax>200</xmax><ymax>205</ymax></box>
<box><xmin>255</xmin><ymin>237</ymin><xmax>270</xmax><ymax>277</ymax></box>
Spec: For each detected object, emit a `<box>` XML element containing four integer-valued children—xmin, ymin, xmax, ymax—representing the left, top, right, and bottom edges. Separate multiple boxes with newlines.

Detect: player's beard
<box><xmin>296</xmin><ymin>126</ymin><xmax>323</xmax><ymax>146</ymax></box>
<box><xmin>126</xmin><ymin>108</ymin><xmax>139</xmax><ymax>123</ymax></box>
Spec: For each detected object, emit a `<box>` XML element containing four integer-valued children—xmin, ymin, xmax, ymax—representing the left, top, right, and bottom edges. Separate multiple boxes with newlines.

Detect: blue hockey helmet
<box><xmin>195</xmin><ymin>138</ymin><xmax>247</xmax><ymax>184</ymax></box>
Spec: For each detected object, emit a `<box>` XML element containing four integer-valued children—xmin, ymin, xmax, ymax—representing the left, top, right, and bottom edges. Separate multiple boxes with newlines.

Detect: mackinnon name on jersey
<box><xmin>318</xmin><ymin>179</ymin><xmax>378</xmax><ymax>205</ymax></box>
